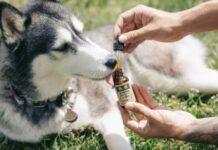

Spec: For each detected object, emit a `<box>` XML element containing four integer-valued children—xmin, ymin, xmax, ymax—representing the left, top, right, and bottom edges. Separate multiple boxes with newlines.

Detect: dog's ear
<box><xmin>0</xmin><ymin>2</ymin><xmax>31</xmax><ymax>44</ymax></box>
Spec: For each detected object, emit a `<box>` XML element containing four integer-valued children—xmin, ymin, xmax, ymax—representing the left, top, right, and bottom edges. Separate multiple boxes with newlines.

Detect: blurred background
<box><xmin>1</xmin><ymin>0</ymin><xmax>218</xmax><ymax>149</ymax></box>
<box><xmin>4</xmin><ymin>0</ymin><xmax>208</xmax><ymax>31</ymax></box>
<box><xmin>5</xmin><ymin>0</ymin><xmax>218</xmax><ymax>68</ymax></box>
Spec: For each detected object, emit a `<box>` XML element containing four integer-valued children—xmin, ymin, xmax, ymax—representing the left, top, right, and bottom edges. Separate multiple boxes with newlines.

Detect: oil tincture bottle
<box><xmin>113</xmin><ymin>40</ymin><xmax>136</xmax><ymax>106</ymax></box>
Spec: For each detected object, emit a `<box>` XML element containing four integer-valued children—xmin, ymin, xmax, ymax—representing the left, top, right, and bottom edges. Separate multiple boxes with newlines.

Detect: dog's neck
<box><xmin>3</xmin><ymin>75</ymin><xmax>78</xmax><ymax>104</ymax></box>
<box><xmin>1</xmin><ymin>71</ymin><xmax>76</xmax><ymax>101</ymax></box>
<box><xmin>6</xmin><ymin>84</ymin><xmax>65</xmax><ymax>107</ymax></box>
<box><xmin>32</xmin><ymin>73</ymin><xmax>77</xmax><ymax>100</ymax></box>
<box><xmin>2</xmin><ymin>67</ymin><xmax>75</xmax><ymax>101</ymax></box>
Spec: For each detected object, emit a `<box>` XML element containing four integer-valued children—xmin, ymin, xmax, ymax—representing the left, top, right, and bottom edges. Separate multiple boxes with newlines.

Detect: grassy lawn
<box><xmin>1</xmin><ymin>0</ymin><xmax>218</xmax><ymax>149</ymax></box>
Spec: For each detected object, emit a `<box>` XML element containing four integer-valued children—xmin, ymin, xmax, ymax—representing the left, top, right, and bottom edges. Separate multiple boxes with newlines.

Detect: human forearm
<box><xmin>179</xmin><ymin>117</ymin><xmax>218</xmax><ymax>144</ymax></box>
<box><xmin>119</xmin><ymin>85</ymin><xmax>218</xmax><ymax>145</ymax></box>
<box><xmin>178</xmin><ymin>0</ymin><xmax>218</xmax><ymax>35</ymax></box>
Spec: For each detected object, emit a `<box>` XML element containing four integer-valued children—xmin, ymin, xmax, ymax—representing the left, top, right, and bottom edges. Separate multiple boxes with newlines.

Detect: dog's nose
<box><xmin>105</xmin><ymin>57</ymin><xmax>117</xmax><ymax>69</ymax></box>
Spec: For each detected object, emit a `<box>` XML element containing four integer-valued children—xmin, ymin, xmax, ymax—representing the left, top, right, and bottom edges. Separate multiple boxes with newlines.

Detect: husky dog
<box><xmin>86</xmin><ymin>26</ymin><xmax>218</xmax><ymax>94</ymax></box>
<box><xmin>0</xmin><ymin>0</ymin><xmax>131</xmax><ymax>150</ymax></box>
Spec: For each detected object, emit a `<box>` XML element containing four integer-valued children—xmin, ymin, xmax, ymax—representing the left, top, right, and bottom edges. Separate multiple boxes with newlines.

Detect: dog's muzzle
<box><xmin>105</xmin><ymin>56</ymin><xmax>117</xmax><ymax>70</ymax></box>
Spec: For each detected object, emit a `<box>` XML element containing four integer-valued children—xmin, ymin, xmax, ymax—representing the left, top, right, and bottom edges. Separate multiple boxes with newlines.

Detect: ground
<box><xmin>1</xmin><ymin>0</ymin><xmax>218</xmax><ymax>149</ymax></box>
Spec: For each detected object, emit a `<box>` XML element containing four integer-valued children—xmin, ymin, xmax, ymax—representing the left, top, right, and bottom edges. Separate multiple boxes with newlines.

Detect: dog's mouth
<box><xmin>74</xmin><ymin>73</ymin><xmax>114</xmax><ymax>86</ymax></box>
<box><xmin>105</xmin><ymin>74</ymin><xmax>114</xmax><ymax>86</ymax></box>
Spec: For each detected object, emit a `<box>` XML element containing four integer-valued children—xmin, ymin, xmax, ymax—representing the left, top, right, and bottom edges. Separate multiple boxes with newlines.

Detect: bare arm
<box><xmin>182</xmin><ymin>117</ymin><xmax>218</xmax><ymax>144</ymax></box>
<box><xmin>179</xmin><ymin>0</ymin><xmax>218</xmax><ymax>35</ymax></box>
<box><xmin>114</xmin><ymin>0</ymin><xmax>218</xmax><ymax>52</ymax></box>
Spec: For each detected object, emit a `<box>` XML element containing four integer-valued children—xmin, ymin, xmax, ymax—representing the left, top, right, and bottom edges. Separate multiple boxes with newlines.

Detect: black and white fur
<box><xmin>0</xmin><ymin>1</ymin><xmax>131</xmax><ymax>150</ymax></box>
<box><xmin>0</xmin><ymin>0</ymin><xmax>218</xmax><ymax>150</ymax></box>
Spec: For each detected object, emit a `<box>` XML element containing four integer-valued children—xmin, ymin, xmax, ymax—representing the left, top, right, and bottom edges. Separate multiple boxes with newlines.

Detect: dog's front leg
<box><xmin>95</xmin><ymin>105</ymin><xmax>132</xmax><ymax>150</ymax></box>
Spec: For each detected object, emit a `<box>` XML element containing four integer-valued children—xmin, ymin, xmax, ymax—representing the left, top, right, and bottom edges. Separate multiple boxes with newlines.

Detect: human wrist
<box><xmin>173</xmin><ymin>11</ymin><xmax>191</xmax><ymax>37</ymax></box>
<box><xmin>169</xmin><ymin>122</ymin><xmax>188</xmax><ymax>140</ymax></box>
<box><xmin>163</xmin><ymin>12</ymin><xmax>187</xmax><ymax>40</ymax></box>
<box><xmin>171</xmin><ymin>117</ymin><xmax>198</xmax><ymax>140</ymax></box>
<box><xmin>178</xmin><ymin>118</ymin><xmax>210</xmax><ymax>141</ymax></box>
<box><xmin>182</xmin><ymin>117</ymin><xmax>218</xmax><ymax>144</ymax></box>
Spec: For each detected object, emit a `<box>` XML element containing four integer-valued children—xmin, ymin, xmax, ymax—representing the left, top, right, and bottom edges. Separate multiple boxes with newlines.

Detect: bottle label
<box><xmin>115</xmin><ymin>81</ymin><xmax>136</xmax><ymax>106</ymax></box>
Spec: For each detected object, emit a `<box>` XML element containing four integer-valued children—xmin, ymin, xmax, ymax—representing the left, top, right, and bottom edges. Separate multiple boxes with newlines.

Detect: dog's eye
<box><xmin>61</xmin><ymin>43</ymin><xmax>71</xmax><ymax>51</ymax></box>
<box><xmin>54</xmin><ymin>43</ymin><xmax>77</xmax><ymax>53</ymax></box>
<box><xmin>54</xmin><ymin>43</ymin><xmax>71</xmax><ymax>52</ymax></box>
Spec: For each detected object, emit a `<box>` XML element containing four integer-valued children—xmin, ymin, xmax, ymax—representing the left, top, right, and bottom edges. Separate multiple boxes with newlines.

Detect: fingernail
<box><xmin>119</xmin><ymin>34</ymin><xmax>127</xmax><ymax>42</ymax></box>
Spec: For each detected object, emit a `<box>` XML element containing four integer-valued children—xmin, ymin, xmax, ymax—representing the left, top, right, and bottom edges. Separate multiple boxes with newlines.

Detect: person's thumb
<box><xmin>124</xmin><ymin>102</ymin><xmax>155</xmax><ymax>119</ymax></box>
<box><xmin>119</xmin><ymin>28</ymin><xmax>148</xmax><ymax>43</ymax></box>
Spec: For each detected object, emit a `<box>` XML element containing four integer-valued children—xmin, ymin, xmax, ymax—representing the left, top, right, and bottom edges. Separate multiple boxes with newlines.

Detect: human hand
<box><xmin>118</xmin><ymin>85</ymin><xmax>197</xmax><ymax>139</ymax></box>
<box><xmin>113</xmin><ymin>5</ymin><xmax>185</xmax><ymax>53</ymax></box>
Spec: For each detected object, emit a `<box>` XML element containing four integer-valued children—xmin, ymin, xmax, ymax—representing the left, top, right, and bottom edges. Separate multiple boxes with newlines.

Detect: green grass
<box><xmin>1</xmin><ymin>0</ymin><xmax>218</xmax><ymax>149</ymax></box>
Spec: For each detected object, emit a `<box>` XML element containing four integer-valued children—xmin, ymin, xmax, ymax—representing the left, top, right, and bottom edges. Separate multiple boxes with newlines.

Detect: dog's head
<box><xmin>0</xmin><ymin>0</ymin><xmax>116</xmax><ymax>99</ymax></box>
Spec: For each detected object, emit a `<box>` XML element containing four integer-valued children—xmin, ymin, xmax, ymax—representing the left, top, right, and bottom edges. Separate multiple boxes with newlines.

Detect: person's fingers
<box><xmin>125</xmin><ymin>102</ymin><xmax>156</xmax><ymax>120</ymax></box>
<box><xmin>125</xmin><ymin>120</ymin><xmax>140</xmax><ymax>132</ymax></box>
<box><xmin>124</xmin><ymin>43</ymin><xmax>139</xmax><ymax>53</ymax></box>
<box><xmin>113</xmin><ymin>24</ymin><xmax>122</xmax><ymax>41</ymax></box>
<box><xmin>113</xmin><ymin>9</ymin><xmax>136</xmax><ymax>41</ymax></box>
<box><xmin>131</xmin><ymin>85</ymin><xmax>148</xmax><ymax>120</ymax></box>
<box><xmin>138</xmin><ymin>119</ymin><xmax>148</xmax><ymax>129</ymax></box>
<box><xmin>122</xmin><ymin>23</ymin><xmax>137</xmax><ymax>34</ymax></box>
<box><xmin>118</xmin><ymin>104</ymin><xmax>141</xmax><ymax>133</ymax></box>
<box><xmin>118</xmin><ymin>103</ymin><xmax>132</xmax><ymax>123</ymax></box>
<box><xmin>138</xmin><ymin>86</ymin><xmax>158</xmax><ymax>109</ymax></box>
<box><xmin>125</xmin><ymin>120</ymin><xmax>149</xmax><ymax>137</ymax></box>
<box><xmin>118</xmin><ymin>27</ymin><xmax>148</xmax><ymax>44</ymax></box>
<box><xmin>132</xmin><ymin>85</ymin><xmax>146</xmax><ymax>105</ymax></box>
<box><xmin>120</xmin><ymin>9</ymin><xmax>136</xmax><ymax>24</ymax></box>
<box><xmin>118</xmin><ymin>103</ymin><xmax>147</xmax><ymax>134</ymax></box>
<box><xmin>125</xmin><ymin>37</ymin><xmax>147</xmax><ymax>53</ymax></box>
<box><xmin>132</xmin><ymin>85</ymin><xmax>143</xmax><ymax>101</ymax></box>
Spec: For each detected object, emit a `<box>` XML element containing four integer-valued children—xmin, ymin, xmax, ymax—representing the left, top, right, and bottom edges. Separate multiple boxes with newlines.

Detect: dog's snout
<box><xmin>105</xmin><ymin>57</ymin><xmax>117</xmax><ymax>69</ymax></box>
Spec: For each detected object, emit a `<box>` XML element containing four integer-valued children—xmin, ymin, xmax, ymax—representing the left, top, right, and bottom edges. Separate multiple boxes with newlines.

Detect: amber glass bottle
<box><xmin>113</xmin><ymin>68</ymin><xmax>135</xmax><ymax>106</ymax></box>
<box><xmin>113</xmin><ymin>39</ymin><xmax>136</xmax><ymax>106</ymax></box>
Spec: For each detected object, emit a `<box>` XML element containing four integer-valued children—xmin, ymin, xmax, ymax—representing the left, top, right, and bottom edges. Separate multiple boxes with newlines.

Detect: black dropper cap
<box><xmin>113</xmin><ymin>35</ymin><xmax>124</xmax><ymax>51</ymax></box>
